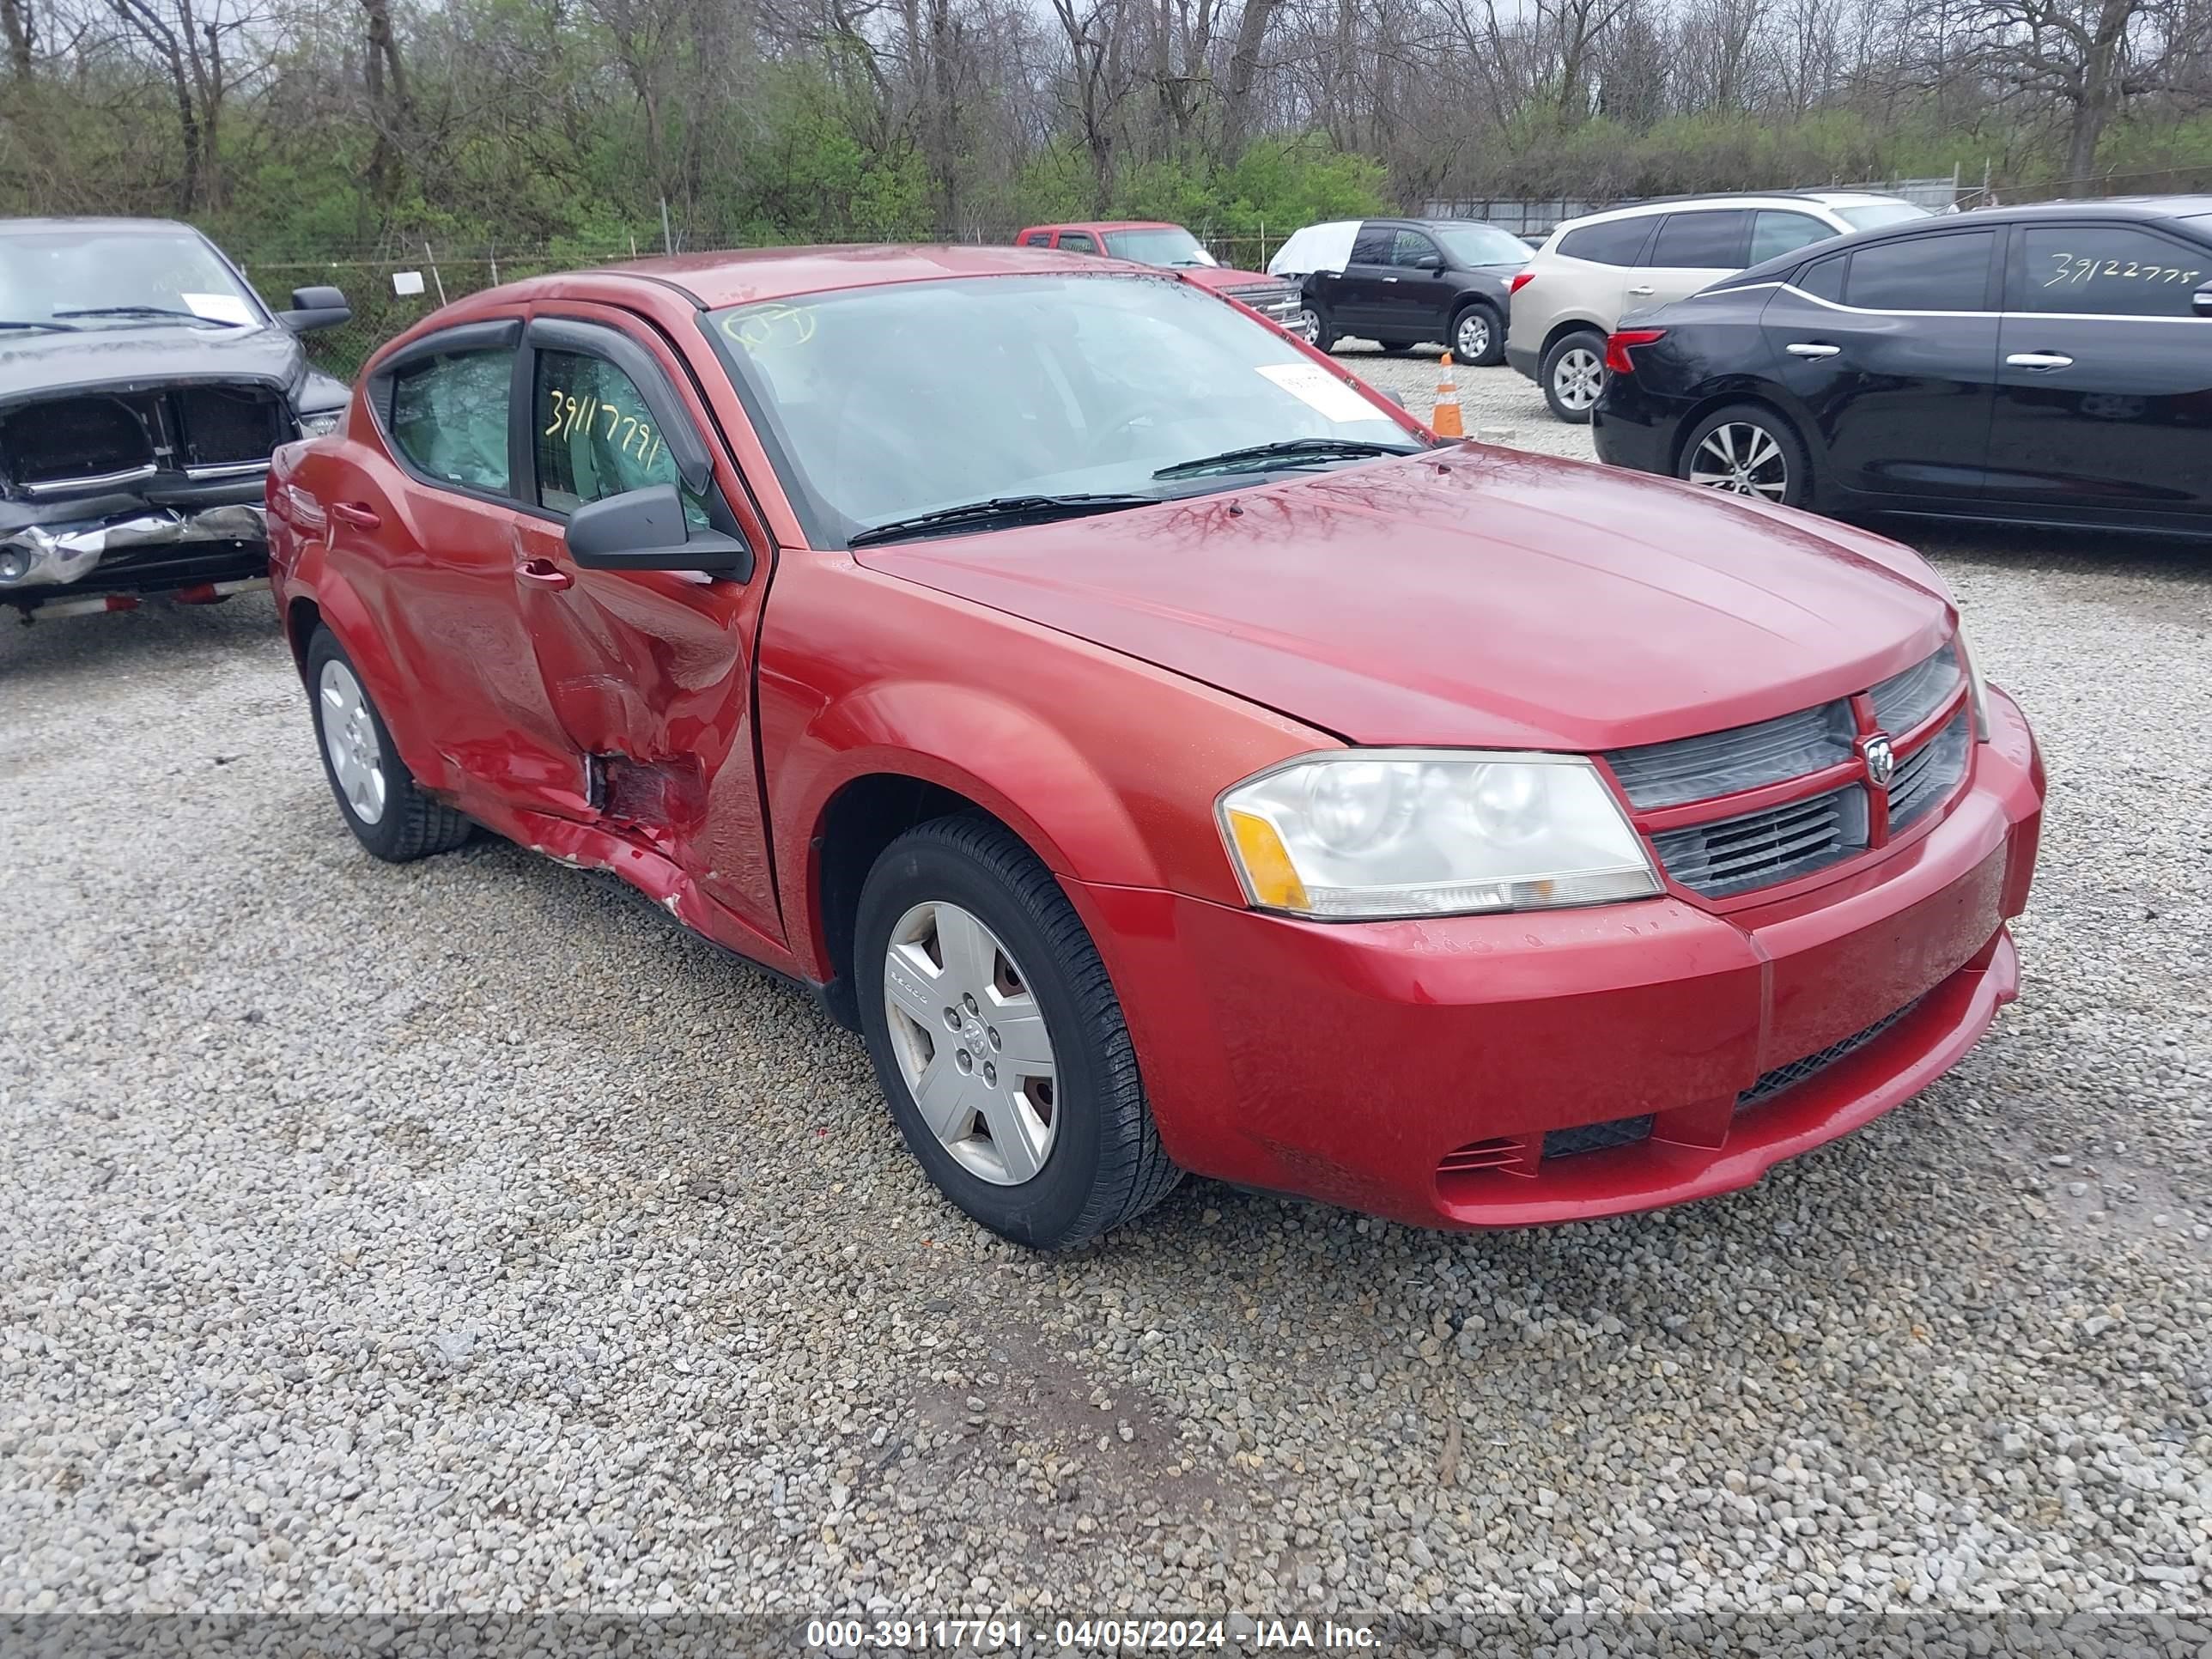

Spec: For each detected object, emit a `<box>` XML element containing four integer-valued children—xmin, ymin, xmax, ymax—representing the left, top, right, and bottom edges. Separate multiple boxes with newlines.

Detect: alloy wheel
<box><xmin>882</xmin><ymin>899</ymin><xmax>1059</xmax><ymax>1186</ymax></box>
<box><xmin>1293</xmin><ymin>307</ymin><xmax>1321</xmax><ymax>344</ymax></box>
<box><xmin>1688</xmin><ymin>422</ymin><xmax>1789</xmax><ymax>501</ymax></box>
<box><xmin>1455</xmin><ymin>312</ymin><xmax>1492</xmax><ymax>361</ymax></box>
<box><xmin>1553</xmin><ymin>347</ymin><xmax>1602</xmax><ymax>410</ymax></box>
<box><xmin>318</xmin><ymin>659</ymin><xmax>387</xmax><ymax>826</ymax></box>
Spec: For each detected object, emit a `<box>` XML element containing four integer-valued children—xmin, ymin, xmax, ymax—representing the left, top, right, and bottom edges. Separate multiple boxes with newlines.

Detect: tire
<box><xmin>1676</xmin><ymin>404</ymin><xmax>1814</xmax><ymax>510</ymax></box>
<box><xmin>1541</xmin><ymin>329</ymin><xmax>1607</xmax><ymax>424</ymax></box>
<box><xmin>305</xmin><ymin>625</ymin><xmax>473</xmax><ymax>863</ymax></box>
<box><xmin>1451</xmin><ymin>303</ymin><xmax>1505</xmax><ymax>368</ymax></box>
<box><xmin>855</xmin><ymin>814</ymin><xmax>1182</xmax><ymax>1249</ymax></box>
<box><xmin>1296</xmin><ymin>302</ymin><xmax>1337</xmax><ymax>353</ymax></box>
<box><xmin>1375</xmin><ymin>338</ymin><xmax>1418</xmax><ymax>356</ymax></box>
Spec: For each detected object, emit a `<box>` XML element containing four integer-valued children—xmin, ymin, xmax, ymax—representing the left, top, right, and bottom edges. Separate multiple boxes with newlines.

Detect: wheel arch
<box><xmin>284</xmin><ymin>570</ymin><xmax>449</xmax><ymax>794</ymax></box>
<box><xmin>1540</xmin><ymin>315</ymin><xmax>1610</xmax><ymax>360</ymax></box>
<box><xmin>1666</xmin><ymin>388</ymin><xmax>1817</xmax><ymax>480</ymax></box>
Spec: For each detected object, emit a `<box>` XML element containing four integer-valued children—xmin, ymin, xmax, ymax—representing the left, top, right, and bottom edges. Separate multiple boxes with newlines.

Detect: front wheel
<box><xmin>1452</xmin><ymin>304</ymin><xmax>1505</xmax><ymax>368</ymax></box>
<box><xmin>855</xmin><ymin>816</ymin><xmax>1182</xmax><ymax>1249</ymax></box>
<box><xmin>1295</xmin><ymin>303</ymin><xmax>1337</xmax><ymax>353</ymax></box>
<box><xmin>1678</xmin><ymin>404</ymin><xmax>1813</xmax><ymax>509</ymax></box>
<box><xmin>1541</xmin><ymin>330</ymin><xmax>1607</xmax><ymax>423</ymax></box>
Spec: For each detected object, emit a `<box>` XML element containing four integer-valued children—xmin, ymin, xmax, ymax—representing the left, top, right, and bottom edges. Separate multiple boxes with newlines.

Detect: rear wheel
<box><xmin>305</xmin><ymin>625</ymin><xmax>473</xmax><ymax>862</ymax></box>
<box><xmin>855</xmin><ymin>815</ymin><xmax>1182</xmax><ymax>1249</ymax></box>
<box><xmin>1541</xmin><ymin>330</ymin><xmax>1607</xmax><ymax>423</ymax></box>
<box><xmin>1677</xmin><ymin>404</ymin><xmax>1813</xmax><ymax>509</ymax></box>
<box><xmin>1451</xmin><ymin>303</ymin><xmax>1505</xmax><ymax>368</ymax></box>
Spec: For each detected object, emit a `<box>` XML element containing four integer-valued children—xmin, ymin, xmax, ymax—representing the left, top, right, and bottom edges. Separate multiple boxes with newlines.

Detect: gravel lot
<box><xmin>5</xmin><ymin>362</ymin><xmax>2210</xmax><ymax>1643</ymax></box>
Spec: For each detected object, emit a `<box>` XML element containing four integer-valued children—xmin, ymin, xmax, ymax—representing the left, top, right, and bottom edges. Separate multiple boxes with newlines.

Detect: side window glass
<box><xmin>1350</xmin><ymin>225</ymin><xmax>1395</xmax><ymax>264</ymax></box>
<box><xmin>534</xmin><ymin>349</ymin><xmax>709</xmax><ymax>528</ymax></box>
<box><xmin>1647</xmin><ymin>210</ymin><xmax>1750</xmax><ymax>269</ymax></box>
<box><xmin>1558</xmin><ymin>218</ymin><xmax>1653</xmax><ymax>266</ymax></box>
<box><xmin>389</xmin><ymin>346</ymin><xmax>514</xmax><ymax>494</ymax></box>
<box><xmin>1798</xmin><ymin>253</ymin><xmax>1848</xmax><ymax>301</ymax></box>
<box><xmin>1391</xmin><ymin>230</ymin><xmax>1441</xmax><ymax>268</ymax></box>
<box><xmin>1750</xmin><ymin>211</ymin><xmax>1835</xmax><ymax>264</ymax></box>
<box><xmin>1020</xmin><ymin>231</ymin><xmax>1052</xmax><ymax>247</ymax></box>
<box><xmin>1057</xmin><ymin>232</ymin><xmax>1098</xmax><ymax>255</ymax></box>
<box><xmin>1846</xmin><ymin>232</ymin><xmax>1994</xmax><ymax>311</ymax></box>
<box><xmin>2018</xmin><ymin>225</ymin><xmax>2209</xmax><ymax>317</ymax></box>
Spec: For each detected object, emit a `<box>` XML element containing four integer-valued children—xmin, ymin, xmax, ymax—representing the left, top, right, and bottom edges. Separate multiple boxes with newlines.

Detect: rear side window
<box><xmin>534</xmin><ymin>349</ymin><xmax>708</xmax><ymax>527</ymax></box>
<box><xmin>1351</xmin><ymin>224</ymin><xmax>1395</xmax><ymax>264</ymax></box>
<box><xmin>1750</xmin><ymin>210</ymin><xmax>1835</xmax><ymax>264</ymax></box>
<box><xmin>2016</xmin><ymin>224</ymin><xmax>2209</xmax><ymax>317</ymax></box>
<box><xmin>389</xmin><ymin>347</ymin><xmax>514</xmax><ymax>493</ymax></box>
<box><xmin>1847</xmin><ymin>231</ymin><xmax>1995</xmax><ymax>311</ymax></box>
<box><xmin>1798</xmin><ymin>254</ymin><xmax>1848</xmax><ymax>301</ymax></box>
<box><xmin>1648</xmin><ymin>210</ymin><xmax>1750</xmax><ymax>269</ymax></box>
<box><xmin>1558</xmin><ymin>218</ymin><xmax>1653</xmax><ymax>266</ymax></box>
<box><xmin>1057</xmin><ymin>232</ymin><xmax>1097</xmax><ymax>255</ymax></box>
<box><xmin>1019</xmin><ymin>230</ymin><xmax>1052</xmax><ymax>247</ymax></box>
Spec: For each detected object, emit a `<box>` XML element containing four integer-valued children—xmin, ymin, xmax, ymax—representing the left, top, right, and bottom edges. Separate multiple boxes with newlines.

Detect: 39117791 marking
<box><xmin>804</xmin><ymin>1619</ymin><xmax>1028</xmax><ymax>1650</ymax></box>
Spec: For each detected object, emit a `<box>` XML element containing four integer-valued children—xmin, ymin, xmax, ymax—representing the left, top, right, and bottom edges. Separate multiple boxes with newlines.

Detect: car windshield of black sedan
<box><xmin>0</xmin><ymin>229</ymin><xmax>262</xmax><ymax>331</ymax></box>
<box><xmin>711</xmin><ymin>274</ymin><xmax>1415</xmax><ymax>545</ymax></box>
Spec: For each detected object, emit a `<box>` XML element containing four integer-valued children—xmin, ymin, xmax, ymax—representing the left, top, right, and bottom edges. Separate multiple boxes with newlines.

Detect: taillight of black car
<box><xmin>1604</xmin><ymin>328</ymin><xmax>1665</xmax><ymax>375</ymax></box>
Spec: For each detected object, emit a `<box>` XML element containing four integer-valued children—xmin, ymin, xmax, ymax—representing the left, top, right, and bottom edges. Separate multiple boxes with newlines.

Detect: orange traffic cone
<box><xmin>1431</xmin><ymin>353</ymin><xmax>1465</xmax><ymax>439</ymax></box>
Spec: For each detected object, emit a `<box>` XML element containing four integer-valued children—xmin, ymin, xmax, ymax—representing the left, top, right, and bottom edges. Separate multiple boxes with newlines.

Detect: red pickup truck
<box><xmin>1015</xmin><ymin>220</ymin><xmax>1303</xmax><ymax>333</ymax></box>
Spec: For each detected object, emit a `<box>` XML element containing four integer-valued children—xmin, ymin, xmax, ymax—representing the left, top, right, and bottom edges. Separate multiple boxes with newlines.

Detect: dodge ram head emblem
<box><xmin>1863</xmin><ymin>734</ymin><xmax>1897</xmax><ymax>788</ymax></box>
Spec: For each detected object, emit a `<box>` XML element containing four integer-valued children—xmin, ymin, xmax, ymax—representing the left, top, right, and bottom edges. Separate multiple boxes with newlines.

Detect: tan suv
<box><xmin>1504</xmin><ymin>191</ymin><xmax>1929</xmax><ymax>422</ymax></box>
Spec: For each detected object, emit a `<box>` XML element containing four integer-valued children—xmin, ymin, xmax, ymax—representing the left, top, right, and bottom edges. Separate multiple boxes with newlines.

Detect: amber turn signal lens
<box><xmin>1225</xmin><ymin>809</ymin><xmax>1310</xmax><ymax>912</ymax></box>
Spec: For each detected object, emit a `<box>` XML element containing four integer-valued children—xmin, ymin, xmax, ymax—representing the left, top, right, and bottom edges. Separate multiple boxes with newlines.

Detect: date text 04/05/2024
<box><xmin>803</xmin><ymin>1619</ymin><xmax>1380</xmax><ymax>1650</ymax></box>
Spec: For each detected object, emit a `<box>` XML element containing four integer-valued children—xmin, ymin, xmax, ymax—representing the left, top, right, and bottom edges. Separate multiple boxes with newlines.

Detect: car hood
<box><xmin>1182</xmin><ymin>267</ymin><xmax>1287</xmax><ymax>290</ymax></box>
<box><xmin>854</xmin><ymin>447</ymin><xmax>1957</xmax><ymax>750</ymax></box>
<box><xmin>0</xmin><ymin>322</ymin><xmax>304</xmax><ymax>404</ymax></box>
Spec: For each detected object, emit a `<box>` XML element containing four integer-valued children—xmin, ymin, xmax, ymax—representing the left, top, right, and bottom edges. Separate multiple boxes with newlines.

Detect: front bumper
<box><xmin>1082</xmin><ymin>686</ymin><xmax>2045</xmax><ymax>1229</ymax></box>
<box><xmin>0</xmin><ymin>490</ymin><xmax>268</xmax><ymax>611</ymax></box>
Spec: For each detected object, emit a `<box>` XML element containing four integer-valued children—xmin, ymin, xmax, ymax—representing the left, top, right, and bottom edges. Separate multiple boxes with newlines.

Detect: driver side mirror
<box><xmin>2195</xmin><ymin>283</ymin><xmax>2212</xmax><ymax>317</ymax></box>
<box><xmin>1413</xmin><ymin>252</ymin><xmax>1444</xmax><ymax>272</ymax></box>
<box><xmin>278</xmin><ymin>285</ymin><xmax>352</xmax><ymax>331</ymax></box>
<box><xmin>566</xmin><ymin>483</ymin><xmax>753</xmax><ymax>581</ymax></box>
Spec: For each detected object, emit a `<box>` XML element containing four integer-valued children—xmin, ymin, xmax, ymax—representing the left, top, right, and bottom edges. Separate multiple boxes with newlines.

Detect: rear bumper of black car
<box><xmin>1589</xmin><ymin>377</ymin><xmax>1680</xmax><ymax>477</ymax></box>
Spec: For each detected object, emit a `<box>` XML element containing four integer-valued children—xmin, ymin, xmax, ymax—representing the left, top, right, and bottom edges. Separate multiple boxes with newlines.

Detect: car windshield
<box><xmin>0</xmin><ymin>228</ymin><xmax>262</xmax><ymax>329</ymax></box>
<box><xmin>1836</xmin><ymin>203</ymin><xmax>1932</xmax><ymax>231</ymax></box>
<box><xmin>1101</xmin><ymin>227</ymin><xmax>1217</xmax><ymax>267</ymax></box>
<box><xmin>1433</xmin><ymin>225</ymin><xmax>1533</xmax><ymax>267</ymax></box>
<box><xmin>710</xmin><ymin>273</ymin><xmax>1415</xmax><ymax>546</ymax></box>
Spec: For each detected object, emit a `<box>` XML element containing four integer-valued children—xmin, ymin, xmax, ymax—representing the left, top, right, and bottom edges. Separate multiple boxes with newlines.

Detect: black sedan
<box><xmin>1591</xmin><ymin>196</ymin><xmax>2212</xmax><ymax>539</ymax></box>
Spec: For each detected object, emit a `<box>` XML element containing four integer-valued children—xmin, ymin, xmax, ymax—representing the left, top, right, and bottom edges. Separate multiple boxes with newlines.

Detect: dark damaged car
<box><xmin>0</xmin><ymin>218</ymin><xmax>352</xmax><ymax>619</ymax></box>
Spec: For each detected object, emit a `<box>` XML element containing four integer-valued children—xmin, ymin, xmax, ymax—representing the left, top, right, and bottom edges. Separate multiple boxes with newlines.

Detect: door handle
<box><xmin>1381</xmin><ymin>276</ymin><xmax>1399</xmax><ymax>283</ymax></box>
<box><xmin>2006</xmin><ymin>351</ymin><xmax>2075</xmax><ymax>370</ymax></box>
<box><xmin>515</xmin><ymin>557</ymin><xmax>573</xmax><ymax>592</ymax></box>
<box><xmin>1628</xmin><ymin>284</ymin><xmax>1656</xmax><ymax>296</ymax></box>
<box><xmin>1786</xmin><ymin>342</ymin><xmax>1842</xmax><ymax>358</ymax></box>
<box><xmin>328</xmin><ymin>501</ymin><xmax>381</xmax><ymax>531</ymax></box>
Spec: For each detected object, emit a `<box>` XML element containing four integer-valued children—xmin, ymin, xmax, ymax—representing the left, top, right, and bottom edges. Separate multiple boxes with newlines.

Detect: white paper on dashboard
<box><xmin>1255</xmin><ymin>362</ymin><xmax>1379</xmax><ymax>423</ymax></box>
<box><xmin>181</xmin><ymin>292</ymin><xmax>255</xmax><ymax>326</ymax></box>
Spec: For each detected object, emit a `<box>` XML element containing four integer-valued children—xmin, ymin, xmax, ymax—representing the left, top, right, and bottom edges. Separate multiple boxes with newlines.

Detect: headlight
<box><xmin>1217</xmin><ymin>750</ymin><xmax>1662</xmax><ymax>920</ymax></box>
<box><xmin>1957</xmin><ymin>625</ymin><xmax>1993</xmax><ymax>743</ymax></box>
<box><xmin>296</xmin><ymin>409</ymin><xmax>343</xmax><ymax>439</ymax></box>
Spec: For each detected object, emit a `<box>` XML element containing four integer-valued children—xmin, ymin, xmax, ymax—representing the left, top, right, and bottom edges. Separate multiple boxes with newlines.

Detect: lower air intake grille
<box><xmin>1542</xmin><ymin>1114</ymin><xmax>1656</xmax><ymax>1159</ymax></box>
<box><xmin>1736</xmin><ymin>997</ymin><xmax>1924</xmax><ymax>1112</ymax></box>
<box><xmin>1651</xmin><ymin>784</ymin><xmax>1869</xmax><ymax>897</ymax></box>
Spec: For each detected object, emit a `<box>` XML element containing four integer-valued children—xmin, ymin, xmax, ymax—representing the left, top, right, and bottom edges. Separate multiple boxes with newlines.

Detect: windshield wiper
<box><xmin>1152</xmin><ymin>437</ymin><xmax>1426</xmax><ymax>480</ymax></box>
<box><xmin>0</xmin><ymin>319</ymin><xmax>79</xmax><ymax>331</ymax></box>
<box><xmin>52</xmin><ymin>305</ymin><xmax>238</xmax><ymax>326</ymax></box>
<box><xmin>848</xmin><ymin>493</ymin><xmax>1158</xmax><ymax>548</ymax></box>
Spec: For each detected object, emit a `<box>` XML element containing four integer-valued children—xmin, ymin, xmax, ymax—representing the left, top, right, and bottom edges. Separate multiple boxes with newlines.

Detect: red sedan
<box><xmin>266</xmin><ymin>245</ymin><xmax>2045</xmax><ymax>1249</ymax></box>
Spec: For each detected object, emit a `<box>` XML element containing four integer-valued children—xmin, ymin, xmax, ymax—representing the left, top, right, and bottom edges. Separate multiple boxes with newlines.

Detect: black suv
<box><xmin>1271</xmin><ymin>217</ymin><xmax>1531</xmax><ymax>364</ymax></box>
<box><xmin>1593</xmin><ymin>196</ymin><xmax>2212</xmax><ymax>538</ymax></box>
<box><xmin>0</xmin><ymin>217</ymin><xmax>352</xmax><ymax>618</ymax></box>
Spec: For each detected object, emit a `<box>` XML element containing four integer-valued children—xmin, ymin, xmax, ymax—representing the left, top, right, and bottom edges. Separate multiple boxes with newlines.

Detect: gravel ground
<box><xmin>4</xmin><ymin>370</ymin><xmax>2210</xmax><ymax>1643</ymax></box>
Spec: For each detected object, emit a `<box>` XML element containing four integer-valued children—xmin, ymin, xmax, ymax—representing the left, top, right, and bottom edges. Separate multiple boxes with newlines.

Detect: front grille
<box><xmin>1606</xmin><ymin>701</ymin><xmax>1855</xmax><ymax>809</ymax></box>
<box><xmin>1226</xmin><ymin>283</ymin><xmax>1301</xmax><ymax>324</ymax></box>
<box><xmin>1543</xmin><ymin>1114</ymin><xmax>1656</xmax><ymax>1159</ymax></box>
<box><xmin>1872</xmin><ymin>642</ymin><xmax>1963</xmax><ymax>734</ymax></box>
<box><xmin>1888</xmin><ymin>708</ymin><xmax>1971</xmax><ymax>830</ymax></box>
<box><xmin>1736</xmin><ymin>996</ymin><xmax>1924</xmax><ymax>1112</ymax></box>
<box><xmin>1</xmin><ymin>394</ymin><xmax>154</xmax><ymax>485</ymax></box>
<box><xmin>0</xmin><ymin>382</ymin><xmax>286</xmax><ymax>493</ymax></box>
<box><xmin>174</xmin><ymin>384</ymin><xmax>288</xmax><ymax>469</ymax></box>
<box><xmin>1650</xmin><ymin>784</ymin><xmax>1869</xmax><ymax>897</ymax></box>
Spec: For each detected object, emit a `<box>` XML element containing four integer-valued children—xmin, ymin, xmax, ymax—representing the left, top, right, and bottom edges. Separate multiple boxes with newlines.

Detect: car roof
<box><xmin>486</xmin><ymin>244</ymin><xmax>1169</xmax><ymax>310</ymax></box>
<box><xmin>1941</xmin><ymin>194</ymin><xmax>2212</xmax><ymax>223</ymax></box>
<box><xmin>1556</xmin><ymin>191</ymin><xmax>1910</xmax><ymax>230</ymax></box>
<box><xmin>0</xmin><ymin>216</ymin><xmax>205</xmax><ymax>236</ymax></box>
<box><xmin>1028</xmin><ymin>220</ymin><xmax>1179</xmax><ymax>233</ymax></box>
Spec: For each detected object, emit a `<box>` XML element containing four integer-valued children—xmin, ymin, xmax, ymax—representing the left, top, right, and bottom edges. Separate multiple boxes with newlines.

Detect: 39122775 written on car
<box><xmin>266</xmin><ymin>245</ymin><xmax>2045</xmax><ymax>1249</ymax></box>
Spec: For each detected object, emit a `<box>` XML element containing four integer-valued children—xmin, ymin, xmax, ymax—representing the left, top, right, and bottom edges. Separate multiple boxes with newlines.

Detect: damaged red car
<box><xmin>267</xmin><ymin>246</ymin><xmax>2045</xmax><ymax>1249</ymax></box>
